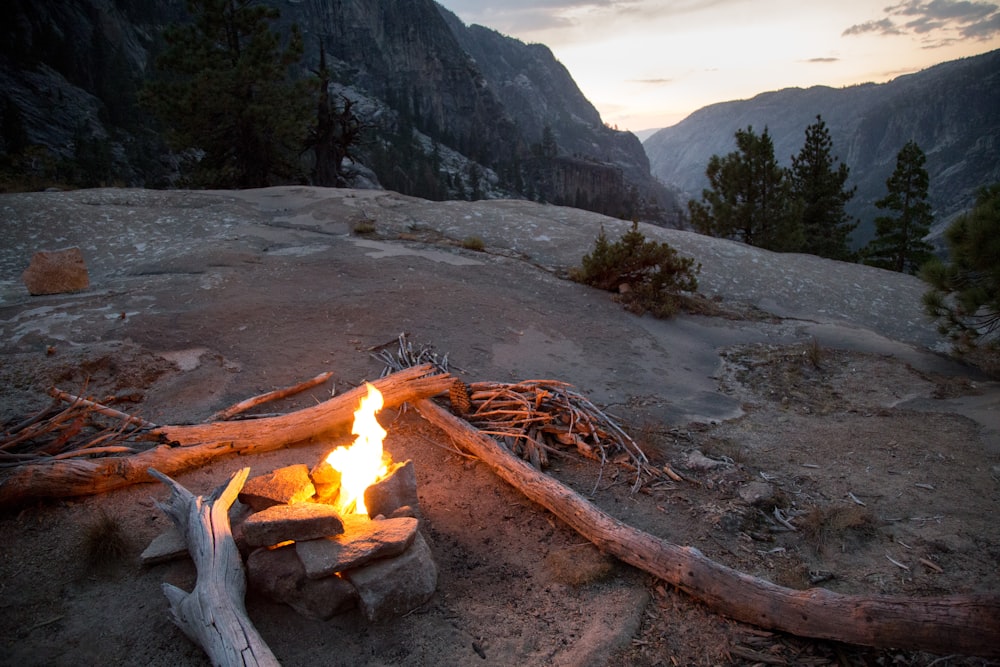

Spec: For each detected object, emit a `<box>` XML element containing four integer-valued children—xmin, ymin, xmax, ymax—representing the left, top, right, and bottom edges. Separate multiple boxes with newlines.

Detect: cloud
<box><xmin>843</xmin><ymin>0</ymin><xmax>1000</xmax><ymax>43</ymax></box>
<box><xmin>629</xmin><ymin>78</ymin><xmax>673</xmax><ymax>84</ymax></box>
<box><xmin>842</xmin><ymin>18</ymin><xmax>904</xmax><ymax>36</ymax></box>
<box><xmin>804</xmin><ymin>57</ymin><xmax>840</xmax><ymax>63</ymax></box>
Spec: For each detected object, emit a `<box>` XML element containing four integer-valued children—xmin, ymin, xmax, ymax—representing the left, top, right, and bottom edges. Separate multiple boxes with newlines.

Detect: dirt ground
<box><xmin>1</xmin><ymin>187</ymin><xmax>998</xmax><ymax>666</ymax></box>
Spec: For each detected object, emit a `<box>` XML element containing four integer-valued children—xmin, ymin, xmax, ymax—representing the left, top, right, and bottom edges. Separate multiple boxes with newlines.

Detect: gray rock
<box><xmin>242</xmin><ymin>502</ymin><xmax>345</xmax><ymax>547</ymax></box>
<box><xmin>683</xmin><ymin>450</ymin><xmax>729</xmax><ymax>471</ymax></box>
<box><xmin>246</xmin><ymin>544</ymin><xmax>357</xmax><ymax>620</ymax></box>
<box><xmin>21</xmin><ymin>247</ymin><xmax>89</xmax><ymax>295</ymax></box>
<box><xmin>295</xmin><ymin>515</ymin><xmax>418</xmax><ymax>579</ymax></box>
<box><xmin>238</xmin><ymin>464</ymin><xmax>315</xmax><ymax>511</ymax></box>
<box><xmin>739</xmin><ymin>481</ymin><xmax>777</xmax><ymax>506</ymax></box>
<box><xmin>139</xmin><ymin>525</ymin><xmax>188</xmax><ymax>565</ymax></box>
<box><xmin>344</xmin><ymin>532</ymin><xmax>438</xmax><ymax>623</ymax></box>
<box><xmin>364</xmin><ymin>459</ymin><xmax>419</xmax><ymax>519</ymax></box>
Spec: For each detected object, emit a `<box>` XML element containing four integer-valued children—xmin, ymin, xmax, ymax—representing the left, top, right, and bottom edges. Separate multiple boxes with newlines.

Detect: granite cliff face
<box><xmin>0</xmin><ymin>0</ymin><xmax>677</xmax><ymax>222</ymax></box>
<box><xmin>643</xmin><ymin>49</ymin><xmax>1000</xmax><ymax>244</ymax></box>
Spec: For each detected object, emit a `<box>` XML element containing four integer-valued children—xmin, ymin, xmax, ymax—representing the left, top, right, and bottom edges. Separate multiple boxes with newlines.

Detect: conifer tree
<box><xmin>862</xmin><ymin>140</ymin><xmax>935</xmax><ymax>273</ymax></box>
<box><xmin>922</xmin><ymin>183</ymin><xmax>1000</xmax><ymax>350</ymax></box>
<box><xmin>141</xmin><ymin>0</ymin><xmax>310</xmax><ymax>188</ymax></box>
<box><xmin>790</xmin><ymin>115</ymin><xmax>857</xmax><ymax>260</ymax></box>
<box><xmin>689</xmin><ymin>126</ymin><xmax>802</xmax><ymax>252</ymax></box>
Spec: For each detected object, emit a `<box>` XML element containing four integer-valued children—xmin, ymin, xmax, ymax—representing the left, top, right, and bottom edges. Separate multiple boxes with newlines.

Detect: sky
<box><xmin>436</xmin><ymin>0</ymin><xmax>1000</xmax><ymax>132</ymax></box>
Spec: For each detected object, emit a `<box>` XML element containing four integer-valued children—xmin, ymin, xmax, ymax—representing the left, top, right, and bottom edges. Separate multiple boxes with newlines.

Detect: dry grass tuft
<box><xmin>82</xmin><ymin>509</ymin><xmax>130</xmax><ymax>568</ymax></box>
<box><xmin>543</xmin><ymin>543</ymin><xmax>615</xmax><ymax>586</ymax></box>
<box><xmin>800</xmin><ymin>504</ymin><xmax>877</xmax><ymax>552</ymax></box>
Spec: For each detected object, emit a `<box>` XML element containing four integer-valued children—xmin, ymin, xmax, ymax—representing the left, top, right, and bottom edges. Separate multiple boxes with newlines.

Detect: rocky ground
<box><xmin>1</xmin><ymin>187</ymin><xmax>998</xmax><ymax>666</ymax></box>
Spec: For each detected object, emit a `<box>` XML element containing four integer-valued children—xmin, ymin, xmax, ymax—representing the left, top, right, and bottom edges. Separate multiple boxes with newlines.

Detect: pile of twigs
<box><xmin>450</xmin><ymin>378</ymin><xmax>654</xmax><ymax>491</ymax></box>
<box><xmin>1</xmin><ymin>389</ymin><xmax>155</xmax><ymax>467</ymax></box>
<box><xmin>371</xmin><ymin>332</ymin><xmax>454</xmax><ymax>377</ymax></box>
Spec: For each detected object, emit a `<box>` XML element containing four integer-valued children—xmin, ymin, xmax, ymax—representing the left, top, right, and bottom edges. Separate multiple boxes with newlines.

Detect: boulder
<box><xmin>364</xmin><ymin>459</ymin><xmax>419</xmax><ymax>519</ymax></box>
<box><xmin>246</xmin><ymin>544</ymin><xmax>357</xmax><ymax>620</ymax></box>
<box><xmin>242</xmin><ymin>502</ymin><xmax>345</xmax><ymax>547</ymax></box>
<box><xmin>22</xmin><ymin>247</ymin><xmax>89</xmax><ymax>295</ymax></box>
<box><xmin>344</xmin><ymin>532</ymin><xmax>438</xmax><ymax>623</ymax></box>
<box><xmin>295</xmin><ymin>515</ymin><xmax>417</xmax><ymax>579</ymax></box>
<box><xmin>238</xmin><ymin>464</ymin><xmax>315</xmax><ymax>511</ymax></box>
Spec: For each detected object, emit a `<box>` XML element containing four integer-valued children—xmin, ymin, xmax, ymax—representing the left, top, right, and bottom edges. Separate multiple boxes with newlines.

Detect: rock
<box><xmin>295</xmin><ymin>515</ymin><xmax>418</xmax><ymax>579</ymax></box>
<box><xmin>739</xmin><ymin>481</ymin><xmax>777</xmax><ymax>506</ymax></box>
<box><xmin>309</xmin><ymin>459</ymin><xmax>340</xmax><ymax>504</ymax></box>
<box><xmin>344</xmin><ymin>532</ymin><xmax>438</xmax><ymax>623</ymax></box>
<box><xmin>139</xmin><ymin>525</ymin><xmax>188</xmax><ymax>565</ymax></box>
<box><xmin>246</xmin><ymin>544</ymin><xmax>357</xmax><ymax>620</ymax></box>
<box><xmin>683</xmin><ymin>450</ymin><xmax>729</xmax><ymax>471</ymax></box>
<box><xmin>242</xmin><ymin>502</ymin><xmax>345</xmax><ymax>547</ymax></box>
<box><xmin>364</xmin><ymin>459</ymin><xmax>419</xmax><ymax>519</ymax></box>
<box><xmin>238</xmin><ymin>464</ymin><xmax>316</xmax><ymax>511</ymax></box>
<box><xmin>21</xmin><ymin>247</ymin><xmax>89</xmax><ymax>295</ymax></box>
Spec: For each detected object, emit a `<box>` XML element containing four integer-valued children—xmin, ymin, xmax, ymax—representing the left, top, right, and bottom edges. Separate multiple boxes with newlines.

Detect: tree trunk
<box><xmin>414</xmin><ymin>398</ymin><xmax>1000</xmax><ymax>658</ymax></box>
<box><xmin>0</xmin><ymin>365</ymin><xmax>451</xmax><ymax>509</ymax></box>
<box><xmin>150</xmin><ymin>467</ymin><xmax>278</xmax><ymax>667</ymax></box>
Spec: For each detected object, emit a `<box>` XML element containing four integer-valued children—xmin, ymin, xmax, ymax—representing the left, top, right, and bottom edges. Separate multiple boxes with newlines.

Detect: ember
<box><xmin>325</xmin><ymin>382</ymin><xmax>389</xmax><ymax>515</ymax></box>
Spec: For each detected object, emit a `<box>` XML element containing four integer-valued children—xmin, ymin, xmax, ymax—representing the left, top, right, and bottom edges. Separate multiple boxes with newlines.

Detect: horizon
<box><xmin>437</xmin><ymin>1</ymin><xmax>1000</xmax><ymax>132</ymax></box>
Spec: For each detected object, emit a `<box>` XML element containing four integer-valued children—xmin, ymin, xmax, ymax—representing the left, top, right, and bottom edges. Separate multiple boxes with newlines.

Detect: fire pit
<box><xmin>236</xmin><ymin>382</ymin><xmax>437</xmax><ymax>622</ymax></box>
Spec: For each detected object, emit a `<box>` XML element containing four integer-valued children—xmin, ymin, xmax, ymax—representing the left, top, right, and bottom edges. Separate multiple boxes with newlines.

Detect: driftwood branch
<box><xmin>0</xmin><ymin>365</ymin><xmax>451</xmax><ymax>509</ymax></box>
<box><xmin>150</xmin><ymin>467</ymin><xmax>278</xmax><ymax>667</ymax></box>
<box><xmin>209</xmin><ymin>371</ymin><xmax>335</xmax><ymax>422</ymax></box>
<box><xmin>414</xmin><ymin>398</ymin><xmax>1000</xmax><ymax>658</ymax></box>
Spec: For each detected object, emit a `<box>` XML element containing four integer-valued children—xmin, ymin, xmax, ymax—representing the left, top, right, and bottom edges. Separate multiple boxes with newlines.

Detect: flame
<box><xmin>325</xmin><ymin>382</ymin><xmax>388</xmax><ymax>515</ymax></box>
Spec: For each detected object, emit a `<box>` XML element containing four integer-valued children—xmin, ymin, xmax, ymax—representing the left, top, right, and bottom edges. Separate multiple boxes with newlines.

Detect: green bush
<box><xmin>571</xmin><ymin>222</ymin><xmax>700</xmax><ymax>318</ymax></box>
<box><xmin>461</xmin><ymin>236</ymin><xmax>485</xmax><ymax>251</ymax></box>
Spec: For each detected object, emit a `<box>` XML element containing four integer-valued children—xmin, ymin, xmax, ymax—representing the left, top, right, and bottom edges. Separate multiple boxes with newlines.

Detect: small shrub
<box><xmin>461</xmin><ymin>236</ymin><xmax>485</xmax><ymax>251</ymax></box>
<box><xmin>352</xmin><ymin>219</ymin><xmax>376</xmax><ymax>235</ymax></box>
<box><xmin>571</xmin><ymin>222</ymin><xmax>700</xmax><ymax>318</ymax></box>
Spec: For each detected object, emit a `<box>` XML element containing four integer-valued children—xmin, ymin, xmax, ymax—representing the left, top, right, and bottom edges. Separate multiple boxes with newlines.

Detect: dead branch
<box><xmin>0</xmin><ymin>365</ymin><xmax>451</xmax><ymax>509</ymax></box>
<box><xmin>414</xmin><ymin>398</ymin><xmax>1000</xmax><ymax>658</ymax></box>
<box><xmin>208</xmin><ymin>370</ymin><xmax>335</xmax><ymax>421</ymax></box>
<box><xmin>150</xmin><ymin>467</ymin><xmax>278</xmax><ymax>667</ymax></box>
<box><xmin>49</xmin><ymin>388</ymin><xmax>158</xmax><ymax>429</ymax></box>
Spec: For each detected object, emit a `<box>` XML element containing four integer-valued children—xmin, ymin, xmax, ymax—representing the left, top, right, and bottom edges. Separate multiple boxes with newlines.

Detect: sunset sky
<box><xmin>437</xmin><ymin>0</ymin><xmax>1000</xmax><ymax>132</ymax></box>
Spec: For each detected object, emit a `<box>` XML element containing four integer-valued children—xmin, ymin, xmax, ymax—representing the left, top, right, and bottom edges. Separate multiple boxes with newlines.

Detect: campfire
<box><xmin>322</xmin><ymin>382</ymin><xmax>390</xmax><ymax>516</ymax></box>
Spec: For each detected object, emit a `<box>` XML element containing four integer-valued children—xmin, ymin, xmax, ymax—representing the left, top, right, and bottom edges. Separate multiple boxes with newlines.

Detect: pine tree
<box><xmin>790</xmin><ymin>115</ymin><xmax>857</xmax><ymax>260</ymax></box>
<box><xmin>862</xmin><ymin>140</ymin><xmax>935</xmax><ymax>273</ymax></box>
<box><xmin>306</xmin><ymin>45</ymin><xmax>367</xmax><ymax>187</ymax></box>
<box><xmin>689</xmin><ymin>126</ymin><xmax>802</xmax><ymax>252</ymax></box>
<box><xmin>141</xmin><ymin>0</ymin><xmax>310</xmax><ymax>188</ymax></box>
<box><xmin>922</xmin><ymin>183</ymin><xmax>1000</xmax><ymax>350</ymax></box>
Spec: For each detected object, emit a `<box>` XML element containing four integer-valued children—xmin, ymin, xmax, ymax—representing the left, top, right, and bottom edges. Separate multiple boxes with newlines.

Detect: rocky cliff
<box><xmin>643</xmin><ymin>49</ymin><xmax>1000</xmax><ymax>245</ymax></box>
<box><xmin>0</xmin><ymin>0</ymin><xmax>677</xmax><ymax>222</ymax></box>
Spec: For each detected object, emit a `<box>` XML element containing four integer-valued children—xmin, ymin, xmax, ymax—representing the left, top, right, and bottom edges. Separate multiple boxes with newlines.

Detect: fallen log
<box><xmin>150</xmin><ymin>467</ymin><xmax>278</xmax><ymax>667</ymax></box>
<box><xmin>0</xmin><ymin>365</ymin><xmax>451</xmax><ymax>509</ymax></box>
<box><xmin>414</xmin><ymin>398</ymin><xmax>1000</xmax><ymax>658</ymax></box>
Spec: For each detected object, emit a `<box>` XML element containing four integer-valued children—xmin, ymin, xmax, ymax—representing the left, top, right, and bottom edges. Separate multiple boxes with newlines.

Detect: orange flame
<box><xmin>325</xmin><ymin>382</ymin><xmax>388</xmax><ymax>515</ymax></box>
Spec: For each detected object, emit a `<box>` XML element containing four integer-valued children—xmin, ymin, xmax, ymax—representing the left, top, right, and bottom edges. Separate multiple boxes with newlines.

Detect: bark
<box><xmin>0</xmin><ymin>365</ymin><xmax>451</xmax><ymax>509</ymax></box>
<box><xmin>414</xmin><ymin>398</ymin><xmax>1000</xmax><ymax>658</ymax></box>
<box><xmin>150</xmin><ymin>467</ymin><xmax>278</xmax><ymax>667</ymax></box>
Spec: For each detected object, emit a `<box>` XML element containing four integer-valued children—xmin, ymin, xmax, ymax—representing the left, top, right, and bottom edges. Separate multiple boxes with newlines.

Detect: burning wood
<box><xmin>0</xmin><ymin>364</ymin><xmax>452</xmax><ymax>509</ymax></box>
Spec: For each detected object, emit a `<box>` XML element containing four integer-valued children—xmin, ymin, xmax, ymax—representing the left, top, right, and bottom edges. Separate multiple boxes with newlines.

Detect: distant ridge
<box><xmin>643</xmin><ymin>50</ymin><xmax>1000</xmax><ymax>245</ymax></box>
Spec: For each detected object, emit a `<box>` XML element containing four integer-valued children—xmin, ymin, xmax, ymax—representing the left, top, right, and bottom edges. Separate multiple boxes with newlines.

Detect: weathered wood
<box><xmin>414</xmin><ymin>398</ymin><xmax>1000</xmax><ymax>658</ymax></box>
<box><xmin>0</xmin><ymin>365</ymin><xmax>451</xmax><ymax>509</ymax></box>
<box><xmin>209</xmin><ymin>370</ymin><xmax>336</xmax><ymax>421</ymax></box>
<box><xmin>150</xmin><ymin>467</ymin><xmax>278</xmax><ymax>667</ymax></box>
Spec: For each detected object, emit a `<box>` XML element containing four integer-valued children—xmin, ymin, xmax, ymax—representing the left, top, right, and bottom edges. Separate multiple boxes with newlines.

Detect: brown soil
<box><xmin>2</xmin><ymin>338</ymin><xmax>997</xmax><ymax>667</ymax></box>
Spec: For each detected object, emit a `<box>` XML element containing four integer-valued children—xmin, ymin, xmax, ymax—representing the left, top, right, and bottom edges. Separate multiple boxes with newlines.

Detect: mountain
<box><xmin>0</xmin><ymin>0</ymin><xmax>678</xmax><ymax>223</ymax></box>
<box><xmin>643</xmin><ymin>49</ymin><xmax>1000</xmax><ymax>245</ymax></box>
